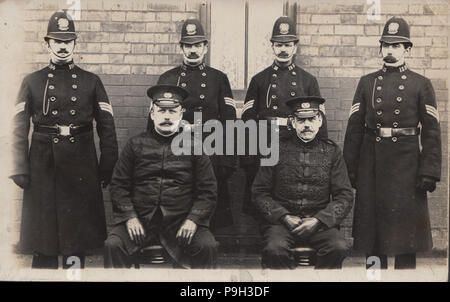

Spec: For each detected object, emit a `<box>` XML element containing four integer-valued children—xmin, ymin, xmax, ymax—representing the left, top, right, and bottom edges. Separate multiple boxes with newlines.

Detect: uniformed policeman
<box><xmin>241</xmin><ymin>16</ymin><xmax>327</xmax><ymax>216</ymax></box>
<box><xmin>147</xmin><ymin>19</ymin><xmax>237</xmax><ymax>230</ymax></box>
<box><xmin>343</xmin><ymin>17</ymin><xmax>442</xmax><ymax>269</ymax></box>
<box><xmin>252</xmin><ymin>96</ymin><xmax>353</xmax><ymax>269</ymax></box>
<box><xmin>105</xmin><ymin>85</ymin><xmax>218</xmax><ymax>269</ymax></box>
<box><xmin>10</xmin><ymin>11</ymin><xmax>118</xmax><ymax>268</ymax></box>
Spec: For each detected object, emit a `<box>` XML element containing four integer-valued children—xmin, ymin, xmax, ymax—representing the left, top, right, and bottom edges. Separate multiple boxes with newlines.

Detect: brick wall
<box><xmin>9</xmin><ymin>0</ymin><xmax>448</xmax><ymax>253</ymax></box>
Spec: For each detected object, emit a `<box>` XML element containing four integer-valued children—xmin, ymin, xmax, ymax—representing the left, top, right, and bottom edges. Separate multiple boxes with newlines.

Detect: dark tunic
<box><xmin>109</xmin><ymin>129</ymin><xmax>218</xmax><ymax>268</ymax></box>
<box><xmin>252</xmin><ymin>133</ymin><xmax>353</xmax><ymax>228</ymax></box>
<box><xmin>12</xmin><ymin>61</ymin><xmax>118</xmax><ymax>255</ymax></box>
<box><xmin>343</xmin><ymin>64</ymin><xmax>441</xmax><ymax>254</ymax></box>
<box><xmin>241</xmin><ymin>62</ymin><xmax>326</xmax><ymax>215</ymax></box>
<box><xmin>149</xmin><ymin>62</ymin><xmax>237</xmax><ymax>229</ymax></box>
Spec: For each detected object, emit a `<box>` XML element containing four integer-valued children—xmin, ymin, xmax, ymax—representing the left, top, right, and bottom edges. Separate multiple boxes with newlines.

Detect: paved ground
<box><xmin>13</xmin><ymin>252</ymin><xmax>447</xmax><ymax>270</ymax></box>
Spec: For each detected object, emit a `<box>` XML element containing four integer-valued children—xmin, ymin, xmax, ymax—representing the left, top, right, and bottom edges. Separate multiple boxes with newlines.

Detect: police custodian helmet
<box><xmin>379</xmin><ymin>17</ymin><xmax>413</xmax><ymax>47</ymax></box>
<box><xmin>270</xmin><ymin>16</ymin><xmax>299</xmax><ymax>43</ymax></box>
<box><xmin>180</xmin><ymin>19</ymin><xmax>208</xmax><ymax>45</ymax></box>
<box><xmin>44</xmin><ymin>11</ymin><xmax>77</xmax><ymax>41</ymax></box>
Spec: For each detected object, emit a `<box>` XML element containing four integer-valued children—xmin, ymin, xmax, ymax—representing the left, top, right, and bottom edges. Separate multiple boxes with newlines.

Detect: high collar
<box><xmin>149</xmin><ymin>125</ymin><xmax>179</xmax><ymax>144</ymax></box>
<box><xmin>181</xmin><ymin>62</ymin><xmax>206</xmax><ymax>71</ymax></box>
<box><xmin>381</xmin><ymin>63</ymin><xmax>408</xmax><ymax>73</ymax></box>
<box><xmin>272</xmin><ymin>61</ymin><xmax>296</xmax><ymax>71</ymax></box>
<box><xmin>48</xmin><ymin>60</ymin><xmax>75</xmax><ymax>71</ymax></box>
<box><xmin>290</xmin><ymin>131</ymin><xmax>320</xmax><ymax>148</ymax></box>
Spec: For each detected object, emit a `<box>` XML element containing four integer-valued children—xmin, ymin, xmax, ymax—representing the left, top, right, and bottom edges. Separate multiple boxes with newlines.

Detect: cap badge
<box><xmin>301</xmin><ymin>102</ymin><xmax>311</xmax><ymax>109</ymax></box>
<box><xmin>279</xmin><ymin>23</ymin><xmax>289</xmax><ymax>35</ymax></box>
<box><xmin>186</xmin><ymin>23</ymin><xmax>197</xmax><ymax>35</ymax></box>
<box><xmin>163</xmin><ymin>92</ymin><xmax>173</xmax><ymax>99</ymax></box>
<box><xmin>57</xmin><ymin>18</ymin><xmax>70</xmax><ymax>31</ymax></box>
<box><xmin>388</xmin><ymin>22</ymin><xmax>399</xmax><ymax>35</ymax></box>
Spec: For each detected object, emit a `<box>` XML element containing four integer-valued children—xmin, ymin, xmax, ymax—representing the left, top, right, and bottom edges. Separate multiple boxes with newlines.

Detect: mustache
<box><xmin>159</xmin><ymin>121</ymin><xmax>173</xmax><ymax>126</ymax></box>
<box><xmin>277</xmin><ymin>52</ymin><xmax>289</xmax><ymax>58</ymax></box>
<box><xmin>187</xmin><ymin>53</ymin><xmax>200</xmax><ymax>59</ymax></box>
<box><xmin>383</xmin><ymin>55</ymin><xmax>397</xmax><ymax>63</ymax></box>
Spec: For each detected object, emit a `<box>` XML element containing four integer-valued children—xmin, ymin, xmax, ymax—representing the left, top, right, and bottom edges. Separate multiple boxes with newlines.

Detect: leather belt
<box><xmin>35</xmin><ymin>124</ymin><xmax>93</xmax><ymax>136</ymax></box>
<box><xmin>365</xmin><ymin>127</ymin><xmax>420</xmax><ymax>137</ymax></box>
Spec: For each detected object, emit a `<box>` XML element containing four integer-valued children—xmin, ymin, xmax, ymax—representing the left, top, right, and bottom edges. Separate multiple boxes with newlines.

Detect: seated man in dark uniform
<box><xmin>104</xmin><ymin>84</ymin><xmax>218</xmax><ymax>269</ymax></box>
<box><xmin>252</xmin><ymin>96</ymin><xmax>353</xmax><ymax>269</ymax></box>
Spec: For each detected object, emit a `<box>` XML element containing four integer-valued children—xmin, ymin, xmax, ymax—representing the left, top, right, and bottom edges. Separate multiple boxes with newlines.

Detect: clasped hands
<box><xmin>126</xmin><ymin>217</ymin><xmax>197</xmax><ymax>246</ymax></box>
<box><xmin>282</xmin><ymin>214</ymin><xmax>321</xmax><ymax>239</ymax></box>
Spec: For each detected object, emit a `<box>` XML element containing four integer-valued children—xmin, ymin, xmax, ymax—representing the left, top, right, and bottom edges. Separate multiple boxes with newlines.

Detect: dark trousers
<box><xmin>260</xmin><ymin>224</ymin><xmax>349</xmax><ymax>269</ymax></box>
<box><xmin>366</xmin><ymin>253</ymin><xmax>416</xmax><ymax>269</ymax></box>
<box><xmin>104</xmin><ymin>224</ymin><xmax>218</xmax><ymax>269</ymax></box>
<box><xmin>31</xmin><ymin>253</ymin><xmax>86</xmax><ymax>269</ymax></box>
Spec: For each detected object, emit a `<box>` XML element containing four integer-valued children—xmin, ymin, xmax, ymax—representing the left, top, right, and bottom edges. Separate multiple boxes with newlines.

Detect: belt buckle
<box><xmin>57</xmin><ymin>124</ymin><xmax>72</xmax><ymax>136</ymax></box>
<box><xmin>379</xmin><ymin>128</ymin><xmax>392</xmax><ymax>137</ymax></box>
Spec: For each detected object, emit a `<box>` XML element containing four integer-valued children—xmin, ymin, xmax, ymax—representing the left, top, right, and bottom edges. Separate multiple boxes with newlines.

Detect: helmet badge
<box><xmin>186</xmin><ymin>24</ymin><xmax>197</xmax><ymax>35</ymax></box>
<box><xmin>388</xmin><ymin>22</ymin><xmax>399</xmax><ymax>34</ymax></box>
<box><xmin>57</xmin><ymin>18</ymin><xmax>69</xmax><ymax>31</ymax></box>
<box><xmin>279</xmin><ymin>23</ymin><xmax>289</xmax><ymax>35</ymax></box>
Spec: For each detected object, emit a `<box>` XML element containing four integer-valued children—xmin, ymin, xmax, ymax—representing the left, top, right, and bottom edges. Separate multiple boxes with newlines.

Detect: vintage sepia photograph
<box><xmin>0</xmin><ymin>0</ymin><xmax>448</xmax><ymax>283</ymax></box>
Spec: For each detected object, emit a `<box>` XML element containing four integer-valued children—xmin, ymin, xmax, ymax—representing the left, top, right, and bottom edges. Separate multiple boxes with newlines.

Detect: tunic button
<box><xmin>382</xmin><ymin>67</ymin><xmax>387</xmax><ymax>72</ymax></box>
<box><xmin>48</xmin><ymin>73</ymin><xmax>54</xmax><ymax>78</ymax></box>
<box><xmin>376</xmin><ymin>123</ymin><xmax>381</xmax><ymax>128</ymax></box>
<box><xmin>199</xmin><ymin>94</ymin><xmax>205</xmax><ymax>99</ymax></box>
<box><xmin>71</xmin><ymin>96</ymin><xmax>77</xmax><ymax>102</ymax></box>
<box><xmin>69</xmin><ymin>137</ymin><xmax>75</xmax><ymax>143</ymax></box>
<box><xmin>72</xmin><ymin>84</ymin><xmax>78</xmax><ymax>90</ymax></box>
<box><xmin>291</xmin><ymin>81</ymin><xmax>297</xmax><ymax>86</ymax></box>
<box><xmin>399</xmin><ymin>85</ymin><xmax>404</xmax><ymax>90</ymax></box>
<box><xmin>401</xmin><ymin>75</ymin><xmax>407</xmax><ymax>80</ymax></box>
<box><xmin>376</xmin><ymin>110</ymin><xmax>382</xmax><ymax>115</ymax></box>
<box><xmin>53</xmin><ymin>137</ymin><xmax>59</xmax><ymax>144</ymax></box>
<box><xmin>49</xmin><ymin>85</ymin><xmax>55</xmax><ymax>90</ymax></box>
<box><xmin>290</xmin><ymin>92</ymin><xmax>296</xmax><ymax>96</ymax></box>
<box><xmin>376</xmin><ymin>137</ymin><xmax>381</xmax><ymax>142</ymax></box>
<box><xmin>393</xmin><ymin>122</ymin><xmax>399</xmax><ymax>128</ymax></box>
<box><xmin>271</xmin><ymin>84</ymin><xmax>277</xmax><ymax>88</ymax></box>
<box><xmin>201</xmin><ymin>72</ymin><xmax>206</xmax><ymax>76</ymax></box>
<box><xmin>272</xmin><ymin>74</ymin><xmax>277</xmax><ymax>78</ymax></box>
<box><xmin>70</xmin><ymin>109</ymin><xmax>76</xmax><ymax>116</ymax></box>
<box><xmin>292</xmin><ymin>71</ymin><xmax>296</xmax><ymax>75</ymax></box>
<box><xmin>52</xmin><ymin>110</ymin><xmax>58</xmax><ymax>115</ymax></box>
<box><xmin>181</xmin><ymin>83</ymin><xmax>187</xmax><ymax>87</ymax></box>
<box><xmin>201</xmin><ymin>83</ymin><xmax>206</xmax><ymax>88</ymax></box>
<box><xmin>376</xmin><ymin>86</ymin><xmax>382</xmax><ymax>91</ymax></box>
<box><xmin>273</xmin><ymin>105</ymin><xmax>278</xmax><ymax>110</ymax></box>
<box><xmin>392</xmin><ymin>137</ymin><xmax>398</xmax><ymax>142</ymax></box>
<box><xmin>376</xmin><ymin>97</ymin><xmax>382</xmax><ymax>103</ymax></box>
<box><xmin>181</xmin><ymin>72</ymin><xmax>186</xmax><ymax>76</ymax></box>
<box><xmin>72</xmin><ymin>74</ymin><xmax>77</xmax><ymax>79</ymax></box>
<box><xmin>50</xmin><ymin>96</ymin><xmax>56</xmax><ymax>102</ymax></box>
<box><xmin>396</xmin><ymin>96</ymin><xmax>402</xmax><ymax>102</ymax></box>
<box><xmin>394</xmin><ymin>109</ymin><xmax>400</xmax><ymax>115</ymax></box>
<box><xmin>378</xmin><ymin>75</ymin><xmax>383</xmax><ymax>80</ymax></box>
<box><xmin>271</xmin><ymin>95</ymin><xmax>277</xmax><ymax>99</ymax></box>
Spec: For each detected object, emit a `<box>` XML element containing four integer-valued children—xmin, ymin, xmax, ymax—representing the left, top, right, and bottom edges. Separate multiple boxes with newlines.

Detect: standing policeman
<box><xmin>147</xmin><ymin>19</ymin><xmax>237</xmax><ymax>230</ymax></box>
<box><xmin>343</xmin><ymin>17</ymin><xmax>441</xmax><ymax>269</ymax></box>
<box><xmin>241</xmin><ymin>16</ymin><xmax>327</xmax><ymax>216</ymax></box>
<box><xmin>10</xmin><ymin>11</ymin><xmax>118</xmax><ymax>268</ymax></box>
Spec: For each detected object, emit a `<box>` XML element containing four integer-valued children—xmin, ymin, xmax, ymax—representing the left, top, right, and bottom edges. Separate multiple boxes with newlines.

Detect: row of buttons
<box><xmin>53</xmin><ymin>137</ymin><xmax>76</xmax><ymax>144</ymax></box>
<box><xmin>376</xmin><ymin>137</ymin><xmax>398</xmax><ymax>142</ymax></box>
<box><xmin>50</xmin><ymin>109</ymin><xmax>77</xmax><ymax>116</ymax></box>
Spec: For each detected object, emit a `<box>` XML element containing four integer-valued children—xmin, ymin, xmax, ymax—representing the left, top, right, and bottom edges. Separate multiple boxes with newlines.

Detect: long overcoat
<box><xmin>12</xmin><ymin>62</ymin><xmax>118</xmax><ymax>255</ymax></box>
<box><xmin>343</xmin><ymin>64</ymin><xmax>441</xmax><ymax>254</ymax></box>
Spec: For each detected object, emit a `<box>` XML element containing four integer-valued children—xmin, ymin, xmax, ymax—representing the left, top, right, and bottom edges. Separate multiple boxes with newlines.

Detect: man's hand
<box><xmin>100</xmin><ymin>170</ymin><xmax>113</xmax><ymax>189</ymax></box>
<box><xmin>416</xmin><ymin>175</ymin><xmax>437</xmax><ymax>193</ymax></box>
<box><xmin>282</xmin><ymin>214</ymin><xmax>302</xmax><ymax>231</ymax></box>
<box><xmin>176</xmin><ymin>219</ymin><xmax>198</xmax><ymax>246</ymax></box>
<box><xmin>126</xmin><ymin>217</ymin><xmax>145</xmax><ymax>245</ymax></box>
<box><xmin>291</xmin><ymin>217</ymin><xmax>321</xmax><ymax>239</ymax></box>
<box><xmin>11</xmin><ymin>174</ymin><xmax>30</xmax><ymax>189</ymax></box>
